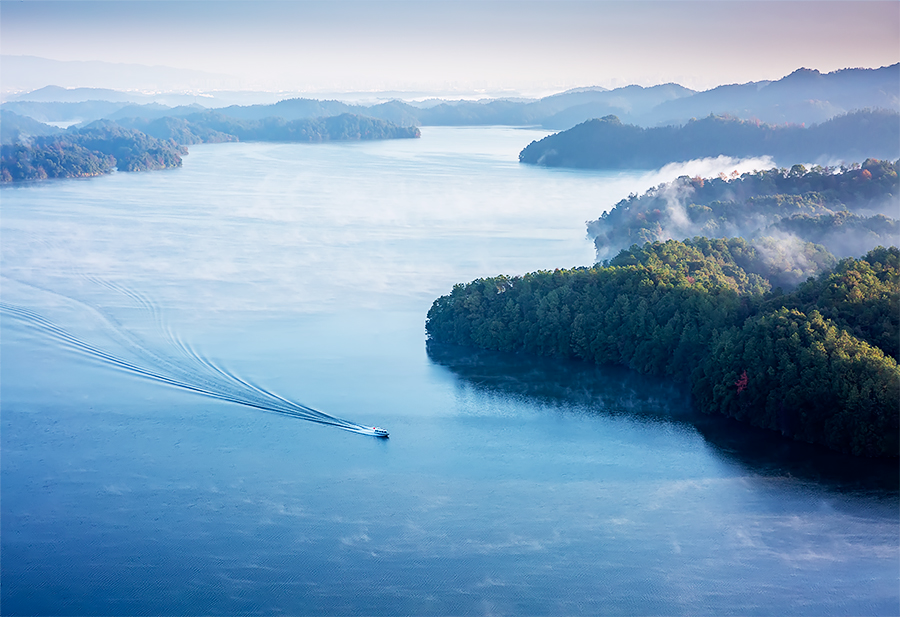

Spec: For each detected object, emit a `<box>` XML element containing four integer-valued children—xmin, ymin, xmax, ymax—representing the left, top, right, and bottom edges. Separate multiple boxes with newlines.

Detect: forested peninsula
<box><xmin>427</xmin><ymin>240</ymin><xmax>899</xmax><ymax>457</ymax></box>
<box><xmin>518</xmin><ymin>110</ymin><xmax>900</xmax><ymax>169</ymax></box>
<box><xmin>0</xmin><ymin>121</ymin><xmax>185</xmax><ymax>182</ymax></box>
<box><xmin>427</xmin><ymin>163</ymin><xmax>900</xmax><ymax>457</ymax></box>
<box><xmin>0</xmin><ymin>112</ymin><xmax>419</xmax><ymax>183</ymax></box>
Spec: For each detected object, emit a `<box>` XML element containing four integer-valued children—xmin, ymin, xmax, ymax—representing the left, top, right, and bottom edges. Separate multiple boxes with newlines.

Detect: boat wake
<box><xmin>0</xmin><ymin>296</ymin><xmax>387</xmax><ymax>437</ymax></box>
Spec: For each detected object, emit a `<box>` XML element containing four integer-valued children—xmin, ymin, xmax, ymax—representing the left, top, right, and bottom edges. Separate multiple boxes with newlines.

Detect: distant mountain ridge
<box><xmin>1</xmin><ymin>55</ymin><xmax>239</xmax><ymax>97</ymax></box>
<box><xmin>651</xmin><ymin>65</ymin><xmax>900</xmax><ymax>126</ymax></box>
<box><xmin>9</xmin><ymin>85</ymin><xmax>145</xmax><ymax>104</ymax></box>
<box><xmin>4</xmin><ymin>64</ymin><xmax>897</xmax><ymax>132</ymax></box>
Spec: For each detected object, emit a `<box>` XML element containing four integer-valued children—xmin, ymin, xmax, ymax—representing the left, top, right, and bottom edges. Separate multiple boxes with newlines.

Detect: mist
<box><xmin>587</xmin><ymin>158</ymin><xmax>900</xmax><ymax>281</ymax></box>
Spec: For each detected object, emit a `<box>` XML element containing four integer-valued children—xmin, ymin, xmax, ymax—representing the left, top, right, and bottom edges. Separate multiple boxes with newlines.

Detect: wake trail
<box><xmin>1</xmin><ymin>302</ymin><xmax>378</xmax><ymax>434</ymax></box>
<box><xmin>173</xmin><ymin>337</ymin><xmax>360</xmax><ymax>429</ymax></box>
<box><xmin>74</xmin><ymin>276</ymin><xmax>315</xmax><ymax>420</ymax></box>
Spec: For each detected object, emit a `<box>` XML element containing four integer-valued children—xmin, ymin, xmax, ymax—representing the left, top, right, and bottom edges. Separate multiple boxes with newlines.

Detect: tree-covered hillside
<box><xmin>0</xmin><ymin>110</ymin><xmax>62</xmax><ymax>144</ymax></box>
<box><xmin>1</xmin><ymin>113</ymin><xmax>420</xmax><ymax>182</ymax></box>
<box><xmin>0</xmin><ymin>140</ymin><xmax>116</xmax><ymax>182</ymax></box>
<box><xmin>426</xmin><ymin>239</ymin><xmax>899</xmax><ymax>457</ymax></box>
<box><xmin>1</xmin><ymin>122</ymin><xmax>184</xmax><ymax>182</ymax></box>
<box><xmin>519</xmin><ymin>110</ymin><xmax>900</xmax><ymax>170</ymax></box>
<box><xmin>112</xmin><ymin>116</ymin><xmax>238</xmax><ymax>145</ymax></box>
<box><xmin>114</xmin><ymin>112</ymin><xmax>421</xmax><ymax>144</ymax></box>
<box><xmin>587</xmin><ymin>159</ymin><xmax>899</xmax><ymax>262</ymax></box>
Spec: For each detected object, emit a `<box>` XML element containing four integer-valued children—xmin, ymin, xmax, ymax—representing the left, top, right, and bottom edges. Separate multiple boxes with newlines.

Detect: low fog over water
<box><xmin>2</xmin><ymin>128</ymin><xmax>897</xmax><ymax>615</ymax></box>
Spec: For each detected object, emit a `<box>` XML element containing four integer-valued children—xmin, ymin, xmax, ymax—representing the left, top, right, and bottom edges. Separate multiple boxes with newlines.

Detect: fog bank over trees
<box><xmin>586</xmin><ymin>158</ymin><xmax>899</xmax><ymax>266</ymax></box>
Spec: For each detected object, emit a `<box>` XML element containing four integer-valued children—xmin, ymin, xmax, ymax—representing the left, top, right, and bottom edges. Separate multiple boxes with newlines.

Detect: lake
<box><xmin>2</xmin><ymin>127</ymin><xmax>897</xmax><ymax>616</ymax></box>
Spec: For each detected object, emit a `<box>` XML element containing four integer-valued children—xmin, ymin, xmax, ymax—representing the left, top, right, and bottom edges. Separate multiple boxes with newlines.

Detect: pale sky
<box><xmin>1</xmin><ymin>1</ymin><xmax>898</xmax><ymax>95</ymax></box>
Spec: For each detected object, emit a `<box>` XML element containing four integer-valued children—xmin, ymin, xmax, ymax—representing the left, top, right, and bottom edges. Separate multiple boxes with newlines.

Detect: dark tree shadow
<box><xmin>427</xmin><ymin>341</ymin><xmax>899</xmax><ymax>495</ymax></box>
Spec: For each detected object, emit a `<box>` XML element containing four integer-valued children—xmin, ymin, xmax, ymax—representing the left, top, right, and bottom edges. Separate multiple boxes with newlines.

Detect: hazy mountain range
<box><xmin>3</xmin><ymin>64</ymin><xmax>897</xmax><ymax>135</ymax></box>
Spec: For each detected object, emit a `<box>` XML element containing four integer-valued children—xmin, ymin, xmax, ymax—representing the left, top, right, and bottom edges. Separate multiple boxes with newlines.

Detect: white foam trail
<box><xmin>0</xmin><ymin>301</ymin><xmax>383</xmax><ymax>436</ymax></box>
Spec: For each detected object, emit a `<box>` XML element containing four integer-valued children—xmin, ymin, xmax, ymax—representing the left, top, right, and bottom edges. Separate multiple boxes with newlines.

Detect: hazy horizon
<box><xmin>2</xmin><ymin>1</ymin><xmax>898</xmax><ymax>98</ymax></box>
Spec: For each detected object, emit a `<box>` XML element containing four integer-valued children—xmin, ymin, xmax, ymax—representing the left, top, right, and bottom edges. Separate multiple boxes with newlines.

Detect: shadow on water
<box><xmin>426</xmin><ymin>341</ymin><xmax>899</xmax><ymax>495</ymax></box>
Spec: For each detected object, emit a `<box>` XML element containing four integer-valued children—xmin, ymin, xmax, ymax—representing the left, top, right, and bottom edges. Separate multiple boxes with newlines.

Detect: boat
<box><xmin>371</xmin><ymin>426</ymin><xmax>389</xmax><ymax>438</ymax></box>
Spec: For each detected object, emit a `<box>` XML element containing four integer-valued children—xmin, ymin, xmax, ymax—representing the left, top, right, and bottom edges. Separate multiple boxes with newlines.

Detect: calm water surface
<box><xmin>2</xmin><ymin>127</ymin><xmax>897</xmax><ymax>615</ymax></box>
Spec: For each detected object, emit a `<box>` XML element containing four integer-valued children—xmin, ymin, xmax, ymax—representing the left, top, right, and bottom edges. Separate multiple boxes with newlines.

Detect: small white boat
<box><xmin>371</xmin><ymin>426</ymin><xmax>389</xmax><ymax>438</ymax></box>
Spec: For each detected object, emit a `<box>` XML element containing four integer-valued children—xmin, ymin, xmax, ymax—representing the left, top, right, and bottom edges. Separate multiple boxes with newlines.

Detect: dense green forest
<box><xmin>587</xmin><ymin>158</ymin><xmax>899</xmax><ymax>262</ymax></box>
<box><xmin>426</xmin><ymin>239</ymin><xmax>899</xmax><ymax>457</ymax></box>
<box><xmin>519</xmin><ymin>110</ymin><xmax>900</xmax><ymax>169</ymax></box>
<box><xmin>1</xmin><ymin>121</ymin><xmax>184</xmax><ymax>182</ymax></box>
<box><xmin>0</xmin><ymin>140</ymin><xmax>116</xmax><ymax>181</ymax></box>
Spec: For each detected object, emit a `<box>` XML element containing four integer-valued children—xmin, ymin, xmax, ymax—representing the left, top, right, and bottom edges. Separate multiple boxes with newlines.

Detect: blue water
<box><xmin>2</xmin><ymin>127</ymin><xmax>897</xmax><ymax>615</ymax></box>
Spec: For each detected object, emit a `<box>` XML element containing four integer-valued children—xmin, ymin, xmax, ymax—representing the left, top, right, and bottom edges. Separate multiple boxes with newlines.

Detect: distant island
<box><xmin>518</xmin><ymin>110</ymin><xmax>900</xmax><ymax>170</ymax></box>
<box><xmin>0</xmin><ymin>112</ymin><xmax>420</xmax><ymax>183</ymax></box>
<box><xmin>426</xmin><ymin>165</ymin><xmax>900</xmax><ymax>458</ymax></box>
